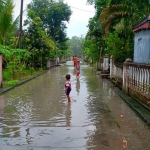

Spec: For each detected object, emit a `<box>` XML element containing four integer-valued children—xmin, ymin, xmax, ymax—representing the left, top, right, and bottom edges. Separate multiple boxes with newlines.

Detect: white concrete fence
<box><xmin>109</xmin><ymin>58</ymin><xmax>150</xmax><ymax>98</ymax></box>
<box><xmin>123</xmin><ymin>60</ymin><xmax>150</xmax><ymax>99</ymax></box>
<box><xmin>46</xmin><ymin>57</ymin><xmax>67</xmax><ymax>69</ymax></box>
<box><xmin>110</xmin><ymin>57</ymin><xmax>150</xmax><ymax>108</ymax></box>
<box><xmin>97</xmin><ymin>55</ymin><xmax>150</xmax><ymax>108</ymax></box>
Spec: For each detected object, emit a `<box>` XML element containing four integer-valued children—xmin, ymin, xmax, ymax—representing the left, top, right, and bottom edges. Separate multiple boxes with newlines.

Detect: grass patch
<box><xmin>2</xmin><ymin>69</ymin><xmax>45</xmax><ymax>88</ymax></box>
<box><xmin>3</xmin><ymin>80</ymin><xmax>19</xmax><ymax>88</ymax></box>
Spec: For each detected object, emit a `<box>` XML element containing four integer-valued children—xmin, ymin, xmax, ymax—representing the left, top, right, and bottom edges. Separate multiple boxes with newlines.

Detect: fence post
<box><xmin>56</xmin><ymin>57</ymin><xmax>59</xmax><ymax>65</ymax></box>
<box><xmin>110</xmin><ymin>55</ymin><xmax>113</xmax><ymax>79</ymax></box>
<box><xmin>47</xmin><ymin>59</ymin><xmax>50</xmax><ymax>69</ymax></box>
<box><xmin>123</xmin><ymin>58</ymin><xmax>133</xmax><ymax>93</ymax></box>
<box><xmin>103</xmin><ymin>54</ymin><xmax>109</xmax><ymax>72</ymax></box>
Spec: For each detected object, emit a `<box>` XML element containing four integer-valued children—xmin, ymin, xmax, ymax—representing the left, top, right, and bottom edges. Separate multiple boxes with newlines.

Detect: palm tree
<box><xmin>0</xmin><ymin>0</ymin><xmax>6</xmax><ymax>11</ymax></box>
<box><xmin>99</xmin><ymin>4</ymin><xmax>131</xmax><ymax>36</ymax></box>
<box><xmin>0</xmin><ymin>0</ymin><xmax>5</xmax><ymax>4</ymax></box>
<box><xmin>0</xmin><ymin>0</ymin><xmax>18</xmax><ymax>45</ymax></box>
<box><xmin>99</xmin><ymin>1</ymin><xmax>150</xmax><ymax>36</ymax></box>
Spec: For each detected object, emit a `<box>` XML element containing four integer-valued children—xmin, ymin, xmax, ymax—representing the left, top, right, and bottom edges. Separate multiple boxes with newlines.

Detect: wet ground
<box><xmin>0</xmin><ymin>61</ymin><xmax>150</xmax><ymax>150</ymax></box>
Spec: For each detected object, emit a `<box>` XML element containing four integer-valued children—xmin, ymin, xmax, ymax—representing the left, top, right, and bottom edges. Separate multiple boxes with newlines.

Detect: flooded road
<box><xmin>0</xmin><ymin>61</ymin><xmax>150</xmax><ymax>150</ymax></box>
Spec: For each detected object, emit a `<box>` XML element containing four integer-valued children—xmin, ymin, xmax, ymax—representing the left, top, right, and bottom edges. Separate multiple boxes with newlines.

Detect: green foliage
<box><xmin>85</xmin><ymin>0</ymin><xmax>149</xmax><ymax>64</ymax></box>
<box><xmin>0</xmin><ymin>45</ymin><xmax>33</xmax><ymax>80</ymax></box>
<box><xmin>0</xmin><ymin>0</ymin><xmax>18</xmax><ymax>45</ymax></box>
<box><xmin>3</xmin><ymin>80</ymin><xmax>19</xmax><ymax>88</ymax></box>
<box><xmin>2</xmin><ymin>70</ymin><xmax>11</xmax><ymax>80</ymax></box>
<box><xmin>24</xmin><ymin>0</ymin><xmax>72</xmax><ymax>67</ymax></box>
<box><xmin>26</xmin><ymin>0</ymin><xmax>72</xmax><ymax>50</ymax></box>
<box><xmin>103</xmin><ymin>32</ymin><xmax>133</xmax><ymax>62</ymax></box>
<box><xmin>84</xmin><ymin>38</ymin><xmax>100</xmax><ymax>63</ymax></box>
<box><xmin>84</xmin><ymin>15</ymin><xmax>105</xmax><ymax>63</ymax></box>
<box><xmin>9</xmin><ymin>37</ymin><xmax>19</xmax><ymax>49</ymax></box>
<box><xmin>68</xmin><ymin>36</ymin><xmax>85</xmax><ymax>57</ymax></box>
<box><xmin>24</xmin><ymin>17</ymin><xmax>54</xmax><ymax>68</ymax></box>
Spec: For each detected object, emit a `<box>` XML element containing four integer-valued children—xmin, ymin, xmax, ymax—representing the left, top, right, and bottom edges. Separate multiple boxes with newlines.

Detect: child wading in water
<box><xmin>65</xmin><ymin>74</ymin><xmax>72</xmax><ymax>103</ymax></box>
<box><xmin>75</xmin><ymin>61</ymin><xmax>80</xmax><ymax>79</ymax></box>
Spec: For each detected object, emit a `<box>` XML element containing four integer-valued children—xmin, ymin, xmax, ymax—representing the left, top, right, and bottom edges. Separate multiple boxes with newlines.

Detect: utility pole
<box><xmin>19</xmin><ymin>0</ymin><xmax>24</xmax><ymax>49</ymax></box>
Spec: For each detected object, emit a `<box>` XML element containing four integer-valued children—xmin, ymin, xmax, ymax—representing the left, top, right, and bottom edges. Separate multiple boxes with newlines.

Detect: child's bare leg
<box><xmin>67</xmin><ymin>95</ymin><xmax>71</xmax><ymax>103</ymax></box>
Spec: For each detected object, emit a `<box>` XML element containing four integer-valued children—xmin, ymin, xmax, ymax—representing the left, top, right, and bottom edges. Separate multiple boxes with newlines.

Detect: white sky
<box><xmin>13</xmin><ymin>0</ymin><xmax>95</xmax><ymax>38</ymax></box>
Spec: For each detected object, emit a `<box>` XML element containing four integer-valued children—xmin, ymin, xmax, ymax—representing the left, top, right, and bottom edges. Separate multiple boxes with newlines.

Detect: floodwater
<box><xmin>0</xmin><ymin>61</ymin><xmax>150</xmax><ymax>150</ymax></box>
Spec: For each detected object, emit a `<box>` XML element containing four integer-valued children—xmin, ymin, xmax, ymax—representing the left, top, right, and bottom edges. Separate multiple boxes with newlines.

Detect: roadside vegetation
<box><xmin>0</xmin><ymin>0</ymin><xmax>72</xmax><ymax>88</ymax></box>
<box><xmin>84</xmin><ymin>0</ymin><xmax>150</xmax><ymax>64</ymax></box>
<box><xmin>1</xmin><ymin>0</ymin><xmax>149</xmax><ymax>88</ymax></box>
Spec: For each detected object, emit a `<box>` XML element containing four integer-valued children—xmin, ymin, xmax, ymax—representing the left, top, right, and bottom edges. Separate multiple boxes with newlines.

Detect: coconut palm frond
<box><xmin>103</xmin><ymin>12</ymin><xmax>130</xmax><ymax>36</ymax></box>
<box><xmin>100</xmin><ymin>4</ymin><xmax>129</xmax><ymax>25</ymax></box>
<box><xmin>99</xmin><ymin>3</ymin><xmax>131</xmax><ymax>37</ymax></box>
<box><xmin>0</xmin><ymin>0</ymin><xmax>7</xmax><ymax>12</ymax></box>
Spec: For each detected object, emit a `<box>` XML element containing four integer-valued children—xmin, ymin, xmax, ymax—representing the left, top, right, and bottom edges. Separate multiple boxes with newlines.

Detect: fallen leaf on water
<box><xmin>123</xmin><ymin>139</ymin><xmax>127</xmax><ymax>143</ymax></box>
<box><xmin>121</xmin><ymin>119</ymin><xmax>125</xmax><ymax>122</ymax></box>
<box><xmin>120</xmin><ymin>115</ymin><xmax>124</xmax><ymax>118</ymax></box>
<box><xmin>122</xmin><ymin>137</ymin><xmax>127</xmax><ymax>149</ymax></box>
<box><xmin>123</xmin><ymin>144</ymin><xmax>127</xmax><ymax>148</ymax></box>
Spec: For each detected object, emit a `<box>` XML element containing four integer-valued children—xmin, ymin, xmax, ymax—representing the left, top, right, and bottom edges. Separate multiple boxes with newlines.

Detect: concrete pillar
<box><xmin>110</xmin><ymin>55</ymin><xmax>113</xmax><ymax>79</ymax></box>
<box><xmin>123</xmin><ymin>58</ymin><xmax>133</xmax><ymax>93</ymax></box>
<box><xmin>56</xmin><ymin>57</ymin><xmax>59</xmax><ymax>65</ymax></box>
<box><xmin>103</xmin><ymin>54</ymin><xmax>109</xmax><ymax>71</ymax></box>
<box><xmin>57</xmin><ymin>57</ymin><xmax>59</xmax><ymax>65</ymax></box>
<box><xmin>47</xmin><ymin>59</ymin><xmax>51</xmax><ymax>69</ymax></box>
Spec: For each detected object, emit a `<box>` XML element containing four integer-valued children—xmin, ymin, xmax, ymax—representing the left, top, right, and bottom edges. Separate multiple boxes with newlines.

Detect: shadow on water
<box><xmin>0</xmin><ymin>61</ymin><xmax>150</xmax><ymax>150</ymax></box>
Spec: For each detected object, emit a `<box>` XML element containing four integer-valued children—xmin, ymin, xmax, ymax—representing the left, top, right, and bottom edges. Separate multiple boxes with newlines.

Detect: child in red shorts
<box><xmin>65</xmin><ymin>74</ymin><xmax>72</xmax><ymax>103</ymax></box>
<box><xmin>75</xmin><ymin>61</ymin><xmax>80</xmax><ymax>79</ymax></box>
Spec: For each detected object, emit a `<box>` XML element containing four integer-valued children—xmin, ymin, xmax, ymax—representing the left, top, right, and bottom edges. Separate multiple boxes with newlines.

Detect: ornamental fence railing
<box><xmin>97</xmin><ymin>55</ymin><xmax>150</xmax><ymax>109</ymax></box>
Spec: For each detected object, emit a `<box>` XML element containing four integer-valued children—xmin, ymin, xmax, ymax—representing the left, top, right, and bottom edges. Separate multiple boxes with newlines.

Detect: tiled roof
<box><xmin>133</xmin><ymin>14</ymin><xmax>150</xmax><ymax>32</ymax></box>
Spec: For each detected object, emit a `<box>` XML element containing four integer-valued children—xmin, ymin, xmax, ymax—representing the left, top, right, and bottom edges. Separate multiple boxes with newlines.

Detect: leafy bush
<box><xmin>103</xmin><ymin>32</ymin><xmax>133</xmax><ymax>62</ymax></box>
<box><xmin>2</xmin><ymin>70</ymin><xmax>12</xmax><ymax>80</ymax></box>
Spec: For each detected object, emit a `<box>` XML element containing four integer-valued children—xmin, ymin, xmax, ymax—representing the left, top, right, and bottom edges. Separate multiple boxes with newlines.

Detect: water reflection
<box><xmin>26</xmin><ymin>128</ymin><xmax>30</xmax><ymax>136</ymax></box>
<box><xmin>0</xmin><ymin>95</ymin><xmax>5</xmax><ymax>116</ymax></box>
<box><xmin>73</xmin><ymin>68</ymin><xmax>76</xmax><ymax>75</ymax></box>
<box><xmin>0</xmin><ymin>62</ymin><xmax>150</xmax><ymax>149</ymax></box>
<box><xmin>65</xmin><ymin>103</ymin><xmax>71</xmax><ymax>126</ymax></box>
<box><xmin>76</xmin><ymin>78</ymin><xmax>80</xmax><ymax>94</ymax></box>
<box><xmin>26</xmin><ymin>128</ymin><xmax>32</xmax><ymax>144</ymax></box>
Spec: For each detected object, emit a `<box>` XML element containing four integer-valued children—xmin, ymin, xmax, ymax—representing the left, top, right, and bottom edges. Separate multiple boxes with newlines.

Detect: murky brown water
<box><xmin>0</xmin><ymin>61</ymin><xmax>150</xmax><ymax>150</ymax></box>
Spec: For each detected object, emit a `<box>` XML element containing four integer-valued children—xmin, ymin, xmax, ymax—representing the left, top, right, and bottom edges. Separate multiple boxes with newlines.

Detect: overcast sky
<box><xmin>13</xmin><ymin>0</ymin><xmax>95</xmax><ymax>38</ymax></box>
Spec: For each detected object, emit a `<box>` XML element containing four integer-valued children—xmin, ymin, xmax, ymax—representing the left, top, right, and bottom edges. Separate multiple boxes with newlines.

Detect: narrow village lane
<box><xmin>0</xmin><ymin>61</ymin><xmax>150</xmax><ymax>150</ymax></box>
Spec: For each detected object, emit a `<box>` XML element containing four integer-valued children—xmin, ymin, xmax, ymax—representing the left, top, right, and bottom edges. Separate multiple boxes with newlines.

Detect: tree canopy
<box><xmin>26</xmin><ymin>0</ymin><xmax>72</xmax><ymax>50</ymax></box>
<box><xmin>67</xmin><ymin>36</ymin><xmax>85</xmax><ymax>57</ymax></box>
<box><xmin>84</xmin><ymin>0</ymin><xmax>150</xmax><ymax>63</ymax></box>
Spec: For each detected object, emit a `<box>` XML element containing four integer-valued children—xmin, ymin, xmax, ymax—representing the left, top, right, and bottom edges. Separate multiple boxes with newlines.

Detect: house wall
<box><xmin>134</xmin><ymin>30</ymin><xmax>150</xmax><ymax>63</ymax></box>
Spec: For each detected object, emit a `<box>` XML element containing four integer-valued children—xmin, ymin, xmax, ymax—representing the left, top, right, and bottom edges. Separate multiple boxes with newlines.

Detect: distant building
<box><xmin>133</xmin><ymin>14</ymin><xmax>150</xmax><ymax>63</ymax></box>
